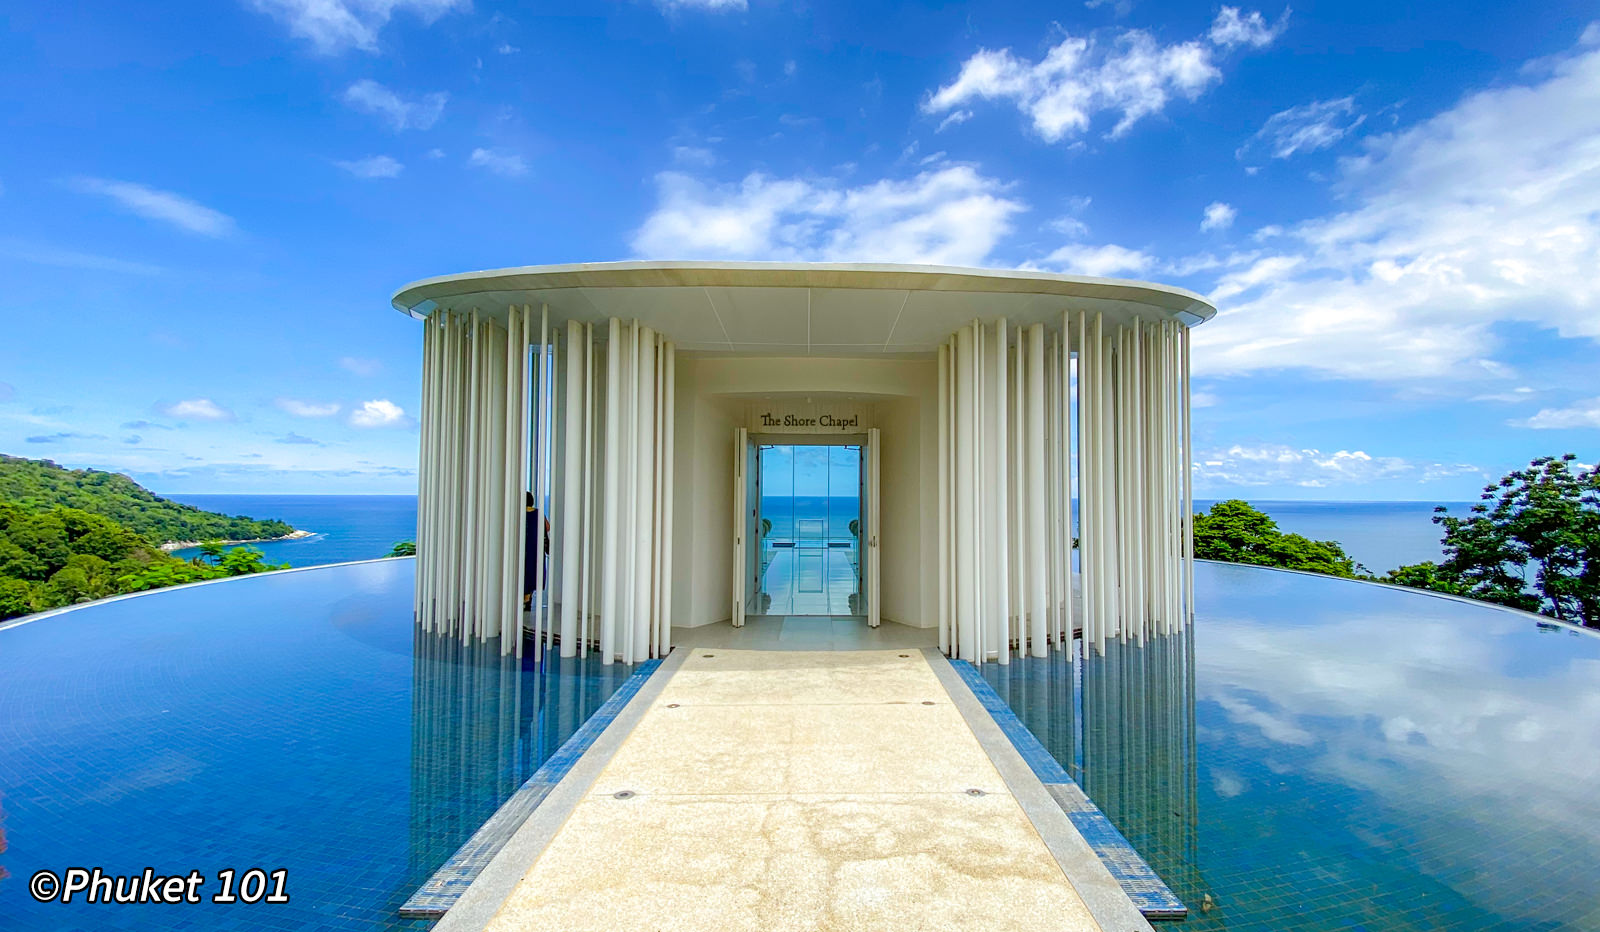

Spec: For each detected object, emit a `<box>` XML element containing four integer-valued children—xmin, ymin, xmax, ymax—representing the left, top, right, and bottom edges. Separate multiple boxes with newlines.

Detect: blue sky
<box><xmin>1</xmin><ymin>0</ymin><xmax>1596</xmax><ymax>498</ymax></box>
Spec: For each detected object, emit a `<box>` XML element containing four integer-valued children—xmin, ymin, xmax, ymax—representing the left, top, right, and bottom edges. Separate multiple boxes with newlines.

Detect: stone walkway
<box><xmin>441</xmin><ymin>648</ymin><xmax>1135</xmax><ymax>932</ymax></box>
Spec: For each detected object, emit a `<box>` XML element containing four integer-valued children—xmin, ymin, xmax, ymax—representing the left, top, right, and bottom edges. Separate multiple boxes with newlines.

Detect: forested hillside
<box><xmin>0</xmin><ymin>455</ymin><xmax>293</xmax><ymax>544</ymax></box>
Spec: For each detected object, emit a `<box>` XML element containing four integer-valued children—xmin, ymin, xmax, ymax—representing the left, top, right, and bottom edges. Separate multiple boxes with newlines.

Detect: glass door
<box><xmin>753</xmin><ymin>443</ymin><xmax>862</xmax><ymax>616</ymax></box>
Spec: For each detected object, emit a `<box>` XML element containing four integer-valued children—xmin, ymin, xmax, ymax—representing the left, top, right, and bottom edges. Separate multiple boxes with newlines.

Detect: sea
<box><xmin>165</xmin><ymin>494</ymin><xmax>1476</xmax><ymax>576</ymax></box>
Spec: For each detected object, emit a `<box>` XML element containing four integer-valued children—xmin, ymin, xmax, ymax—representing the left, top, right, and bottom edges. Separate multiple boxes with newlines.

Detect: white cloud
<box><xmin>632</xmin><ymin>165</ymin><xmax>1026</xmax><ymax>267</ymax></box>
<box><xmin>924</xmin><ymin>9</ymin><xmax>1281</xmax><ymax>142</ymax></box>
<box><xmin>349</xmin><ymin>398</ymin><xmax>412</xmax><ymax>428</ymax></box>
<box><xmin>654</xmin><ymin>0</ymin><xmax>746</xmax><ymax>11</ymax></box>
<box><xmin>935</xmin><ymin>109</ymin><xmax>974</xmax><ymax>132</ymax></box>
<box><xmin>1193</xmin><ymin>443</ymin><xmax>1480</xmax><ymax>488</ymax></box>
<box><xmin>468</xmin><ymin>147</ymin><xmax>528</xmax><ymax>177</ymax></box>
<box><xmin>160</xmin><ymin>398</ymin><xmax>234</xmax><ymax>421</ymax></box>
<box><xmin>71</xmin><ymin>179</ymin><xmax>234</xmax><ymax>237</ymax></box>
<box><xmin>1038</xmin><ymin>242</ymin><xmax>1154</xmax><ymax>277</ymax></box>
<box><xmin>497</xmin><ymin>43</ymin><xmax>519</xmax><ymax>54</ymax></box>
<box><xmin>1194</xmin><ymin>38</ymin><xmax>1600</xmax><ymax>381</ymax></box>
<box><xmin>1472</xmin><ymin>386</ymin><xmax>1536</xmax><ymax>403</ymax></box>
<box><xmin>276</xmin><ymin>399</ymin><xmax>342</xmax><ymax>417</ymax></box>
<box><xmin>1238</xmin><ymin>96</ymin><xmax>1366</xmax><ymax>161</ymax></box>
<box><xmin>1513</xmin><ymin>397</ymin><xmax>1600</xmax><ymax>429</ymax></box>
<box><xmin>338</xmin><ymin>356</ymin><xmax>383</xmax><ymax>376</ymax></box>
<box><xmin>342</xmin><ymin>79</ymin><xmax>447</xmax><ymax>130</ymax></box>
<box><xmin>1200</xmin><ymin>200</ymin><xmax>1237</xmax><ymax>231</ymax></box>
<box><xmin>335</xmin><ymin>155</ymin><xmax>403</xmax><ymax>178</ymax></box>
<box><xmin>1084</xmin><ymin>0</ymin><xmax>1135</xmax><ymax>15</ymax></box>
<box><xmin>1208</xmin><ymin>6</ymin><xmax>1288</xmax><ymax>48</ymax></box>
<box><xmin>247</xmin><ymin>0</ymin><xmax>467</xmax><ymax>54</ymax></box>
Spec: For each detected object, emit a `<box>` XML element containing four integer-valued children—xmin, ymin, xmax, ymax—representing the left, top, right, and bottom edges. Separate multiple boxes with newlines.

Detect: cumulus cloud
<box><xmin>1193</xmin><ymin>443</ymin><xmax>1480</xmax><ymax>488</ymax></box>
<box><xmin>1207</xmin><ymin>6</ymin><xmax>1288</xmax><ymax>48</ymax></box>
<box><xmin>923</xmin><ymin>8</ymin><xmax>1282</xmax><ymax>141</ymax></box>
<box><xmin>1038</xmin><ymin>242</ymin><xmax>1154</xmax><ymax>277</ymax></box>
<box><xmin>71</xmin><ymin>179</ymin><xmax>234</xmax><ymax>237</ymax></box>
<box><xmin>247</xmin><ymin>0</ymin><xmax>467</xmax><ymax>54</ymax></box>
<box><xmin>336</xmin><ymin>155</ymin><xmax>403</xmax><ymax>178</ymax></box>
<box><xmin>1193</xmin><ymin>36</ymin><xmax>1600</xmax><ymax>381</ymax></box>
<box><xmin>1512</xmin><ymin>397</ymin><xmax>1600</xmax><ymax>429</ymax></box>
<box><xmin>1237</xmin><ymin>96</ymin><xmax>1366</xmax><ymax>161</ymax></box>
<box><xmin>342</xmin><ymin>79</ymin><xmax>447</xmax><ymax>130</ymax></box>
<box><xmin>632</xmin><ymin>165</ymin><xmax>1025</xmax><ymax>267</ymax></box>
<box><xmin>277</xmin><ymin>399</ymin><xmax>342</xmax><ymax>417</ymax></box>
<box><xmin>159</xmin><ymin>398</ymin><xmax>234</xmax><ymax>421</ymax></box>
<box><xmin>1200</xmin><ymin>201</ymin><xmax>1236</xmax><ymax>231</ymax></box>
<box><xmin>276</xmin><ymin>432</ymin><xmax>323</xmax><ymax>445</ymax></box>
<box><xmin>349</xmin><ymin>399</ymin><xmax>412</xmax><ymax>428</ymax></box>
<box><xmin>467</xmin><ymin>147</ymin><xmax>528</xmax><ymax>177</ymax></box>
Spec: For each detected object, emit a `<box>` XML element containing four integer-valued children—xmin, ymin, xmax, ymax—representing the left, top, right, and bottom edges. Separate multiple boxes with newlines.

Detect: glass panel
<box><xmin>754</xmin><ymin>443</ymin><xmax>862</xmax><ymax>616</ymax></box>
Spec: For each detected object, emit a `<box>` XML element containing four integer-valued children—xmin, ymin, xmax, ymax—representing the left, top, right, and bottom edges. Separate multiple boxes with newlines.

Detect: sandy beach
<box><xmin>161</xmin><ymin>529</ymin><xmax>316</xmax><ymax>552</ymax></box>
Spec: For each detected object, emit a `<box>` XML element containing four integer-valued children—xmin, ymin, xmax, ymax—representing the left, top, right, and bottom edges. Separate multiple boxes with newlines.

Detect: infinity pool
<box><xmin>0</xmin><ymin>559</ymin><xmax>633</xmax><ymax>930</ymax></box>
<box><xmin>3</xmin><ymin>560</ymin><xmax>1597</xmax><ymax>930</ymax></box>
<box><xmin>982</xmin><ymin>562</ymin><xmax>1600</xmax><ymax>932</ymax></box>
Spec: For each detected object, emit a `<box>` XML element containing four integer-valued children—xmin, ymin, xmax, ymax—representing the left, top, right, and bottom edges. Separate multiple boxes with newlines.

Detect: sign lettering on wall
<box><xmin>748</xmin><ymin>402</ymin><xmax>874</xmax><ymax>433</ymax></box>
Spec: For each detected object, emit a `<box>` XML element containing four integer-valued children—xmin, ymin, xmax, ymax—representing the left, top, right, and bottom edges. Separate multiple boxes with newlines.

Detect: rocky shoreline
<box><xmin>160</xmin><ymin>529</ymin><xmax>315</xmax><ymax>552</ymax></box>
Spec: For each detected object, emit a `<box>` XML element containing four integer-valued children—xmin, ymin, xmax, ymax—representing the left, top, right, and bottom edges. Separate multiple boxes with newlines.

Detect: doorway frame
<box><xmin>734</xmin><ymin>431</ymin><xmax>876</xmax><ymax>625</ymax></box>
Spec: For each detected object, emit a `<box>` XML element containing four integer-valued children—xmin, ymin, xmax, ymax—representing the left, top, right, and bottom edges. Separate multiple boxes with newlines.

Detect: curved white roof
<box><xmin>391</xmin><ymin>261</ymin><xmax>1214</xmax><ymax>356</ymax></box>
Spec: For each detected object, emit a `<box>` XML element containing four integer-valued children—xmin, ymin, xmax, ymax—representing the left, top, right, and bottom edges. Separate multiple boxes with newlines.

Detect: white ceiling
<box><xmin>391</xmin><ymin>261</ymin><xmax>1214</xmax><ymax>355</ymax></box>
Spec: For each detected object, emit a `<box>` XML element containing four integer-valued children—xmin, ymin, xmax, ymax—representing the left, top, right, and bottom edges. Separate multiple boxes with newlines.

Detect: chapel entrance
<box><xmin>732</xmin><ymin>431</ymin><xmax>880</xmax><ymax>626</ymax></box>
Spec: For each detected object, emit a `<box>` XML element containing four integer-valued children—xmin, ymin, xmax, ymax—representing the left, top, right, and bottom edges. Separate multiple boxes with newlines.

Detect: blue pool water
<box><xmin>6</xmin><ymin>558</ymin><xmax>1594</xmax><ymax>930</ymax></box>
<box><xmin>0</xmin><ymin>559</ymin><xmax>633</xmax><ymax>930</ymax></box>
<box><xmin>981</xmin><ymin>563</ymin><xmax>1600</xmax><ymax>932</ymax></box>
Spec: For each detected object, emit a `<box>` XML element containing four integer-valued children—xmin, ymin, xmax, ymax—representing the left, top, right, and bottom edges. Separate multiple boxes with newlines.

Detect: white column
<box><xmin>599</xmin><ymin>318</ymin><xmax>621</xmax><ymax>664</ymax></box>
<box><xmin>1026</xmin><ymin>322</ymin><xmax>1048</xmax><ymax>657</ymax></box>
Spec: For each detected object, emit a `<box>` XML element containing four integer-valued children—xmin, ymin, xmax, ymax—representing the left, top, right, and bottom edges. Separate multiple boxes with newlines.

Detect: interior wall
<box><xmin>670</xmin><ymin>355</ymin><xmax>938</xmax><ymax>629</ymax></box>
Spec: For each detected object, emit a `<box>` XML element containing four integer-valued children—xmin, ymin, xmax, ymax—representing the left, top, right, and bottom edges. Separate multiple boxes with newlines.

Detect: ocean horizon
<box><xmin>164</xmin><ymin>493</ymin><xmax>1476</xmax><ymax>576</ymax></box>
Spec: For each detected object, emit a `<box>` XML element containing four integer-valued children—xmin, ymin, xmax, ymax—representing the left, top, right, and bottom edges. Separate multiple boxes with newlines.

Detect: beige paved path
<box><xmin>478</xmin><ymin>649</ymin><xmax>1102</xmax><ymax>932</ymax></box>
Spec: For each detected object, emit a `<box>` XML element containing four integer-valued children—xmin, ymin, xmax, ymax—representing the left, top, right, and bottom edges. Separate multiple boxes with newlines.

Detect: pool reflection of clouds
<box><xmin>1194</xmin><ymin>570</ymin><xmax>1600</xmax><ymax>927</ymax></box>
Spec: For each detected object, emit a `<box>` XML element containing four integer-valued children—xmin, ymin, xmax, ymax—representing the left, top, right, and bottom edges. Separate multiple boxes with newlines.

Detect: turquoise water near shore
<box><xmin>164</xmin><ymin>494</ymin><xmax>1473</xmax><ymax>575</ymax></box>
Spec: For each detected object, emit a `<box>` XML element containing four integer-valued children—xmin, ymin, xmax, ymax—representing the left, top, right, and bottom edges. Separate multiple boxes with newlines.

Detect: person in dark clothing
<box><xmin>523</xmin><ymin>492</ymin><xmax>551</xmax><ymax>610</ymax></box>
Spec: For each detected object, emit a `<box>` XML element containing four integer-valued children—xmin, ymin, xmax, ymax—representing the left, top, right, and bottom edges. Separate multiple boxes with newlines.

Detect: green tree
<box><xmin>0</xmin><ymin>455</ymin><xmax>295</xmax><ymax>544</ymax></box>
<box><xmin>387</xmin><ymin>541</ymin><xmax>417</xmax><ymax>557</ymax></box>
<box><xmin>1192</xmin><ymin>499</ymin><xmax>1362</xmax><ymax>577</ymax></box>
<box><xmin>1393</xmin><ymin>454</ymin><xmax>1599</xmax><ymax>627</ymax></box>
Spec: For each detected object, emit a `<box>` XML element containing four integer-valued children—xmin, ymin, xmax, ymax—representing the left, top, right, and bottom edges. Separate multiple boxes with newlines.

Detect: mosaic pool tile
<box><xmin>399</xmin><ymin>658</ymin><xmax>662</xmax><ymax>918</ymax></box>
<box><xmin>950</xmin><ymin>658</ymin><xmax>1187</xmax><ymax>920</ymax></box>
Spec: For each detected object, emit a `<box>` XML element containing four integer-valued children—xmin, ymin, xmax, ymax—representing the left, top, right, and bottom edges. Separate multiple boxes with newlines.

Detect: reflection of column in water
<box><xmin>1080</xmin><ymin>627</ymin><xmax>1203</xmax><ymax>914</ymax></box>
<box><xmin>983</xmin><ymin>648</ymin><xmax>1077</xmax><ymax>778</ymax></box>
<box><xmin>407</xmin><ymin>633</ymin><xmax>636</xmax><ymax>895</ymax></box>
<box><xmin>408</xmin><ymin>628</ymin><xmax>526</xmax><ymax>885</ymax></box>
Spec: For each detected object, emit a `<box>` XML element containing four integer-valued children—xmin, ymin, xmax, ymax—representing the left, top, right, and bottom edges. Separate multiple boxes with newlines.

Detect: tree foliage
<box><xmin>1192</xmin><ymin>499</ymin><xmax>1362</xmax><ymax>577</ymax></box>
<box><xmin>0</xmin><ymin>488</ymin><xmax>289</xmax><ymax>621</ymax></box>
<box><xmin>0</xmin><ymin>455</ymin><xmax>293</xmax><ymax>545</ymax></box>
<box><xmin>1386</xmin><ymin>454</ymin><xmax>1598</xmax><ymax>627</ymax></box>
<box><xmin>387</xmin><ymin>541</ymin><xmax>417</xmax><ymax>557</ymax></box>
